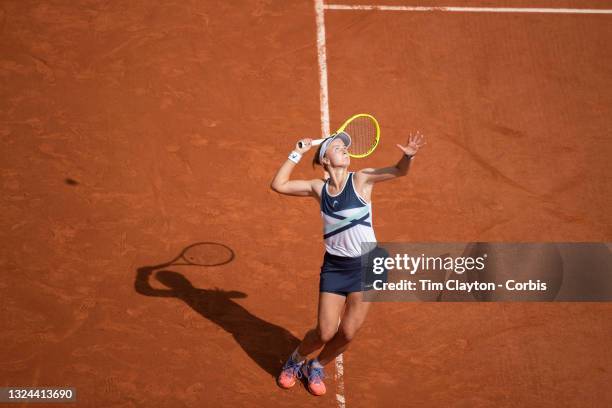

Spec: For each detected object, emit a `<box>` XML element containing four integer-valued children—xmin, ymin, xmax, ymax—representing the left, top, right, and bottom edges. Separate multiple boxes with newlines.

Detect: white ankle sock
<box><xmin>291</xmin><ymin>347</ymin><xmax>306</xmax><ymax>363</ymax></box>
<box><xmin>310</xmin><ymin>358</ymin><xmax>324</xmax><ymax>369</ymax></box>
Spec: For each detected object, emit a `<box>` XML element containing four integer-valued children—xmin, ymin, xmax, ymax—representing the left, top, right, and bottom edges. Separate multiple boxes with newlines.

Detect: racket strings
<box><xmin>343</xmin><ymin>117</ymin><xmax>378</xmax><ymax>156</ymax></box>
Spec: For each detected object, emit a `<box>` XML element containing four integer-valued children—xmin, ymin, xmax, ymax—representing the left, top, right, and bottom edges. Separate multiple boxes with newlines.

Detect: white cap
<box><xmin>319</xmin><ymin>131</ymin><xmax>352</xmax><ymax>164</ymax></box>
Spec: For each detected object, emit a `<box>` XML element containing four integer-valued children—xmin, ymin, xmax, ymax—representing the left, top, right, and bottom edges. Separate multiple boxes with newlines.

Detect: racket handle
<box><xmin>298</xmin><ymin>138</ymin><xmax>325</xmax><ymax>149</ymax></box>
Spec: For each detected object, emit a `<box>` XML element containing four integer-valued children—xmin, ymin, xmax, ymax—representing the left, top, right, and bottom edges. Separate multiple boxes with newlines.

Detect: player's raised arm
<box><xmin>356</xmin><ymin>131</ymin><xmax>426</xmax><ymax>184</ymax></box>
<box><xmin>270</xmin><ymin>138</ymin><xmax>322</xmax><ymax>197</ymax></box>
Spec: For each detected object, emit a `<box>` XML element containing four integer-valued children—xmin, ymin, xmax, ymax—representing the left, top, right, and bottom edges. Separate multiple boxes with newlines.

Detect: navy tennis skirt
<box><xmin>319</xmin><ymin>246</ymin><xmax>389</xmax><ymax>297</ymax></box>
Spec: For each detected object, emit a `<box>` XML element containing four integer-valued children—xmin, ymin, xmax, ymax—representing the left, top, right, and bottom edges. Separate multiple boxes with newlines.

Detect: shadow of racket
<box><xmin>162</xmin><ymin>242</ymin><xmax>235</xmax><ymax>268</ymax></box>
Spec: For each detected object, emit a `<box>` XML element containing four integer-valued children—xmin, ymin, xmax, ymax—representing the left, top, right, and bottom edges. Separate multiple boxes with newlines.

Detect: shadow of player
<box><xmin>134</xmin><ymin>249</ymin><xmax>300</xmax><ymax>378</ymax></box>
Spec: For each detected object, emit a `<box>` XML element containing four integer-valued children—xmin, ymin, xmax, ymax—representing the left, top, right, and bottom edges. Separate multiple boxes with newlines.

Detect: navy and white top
<box><xmin>320</xmin><ymin>172</ymin><xmax>377</xmax><ymax>257</ymax></box>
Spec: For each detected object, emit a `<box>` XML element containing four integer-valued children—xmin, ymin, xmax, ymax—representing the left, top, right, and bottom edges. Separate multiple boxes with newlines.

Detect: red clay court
<box><xmin>1</xmin><ymin>1</ymin><xmax>611</xmax><ymax>407</ymax></box>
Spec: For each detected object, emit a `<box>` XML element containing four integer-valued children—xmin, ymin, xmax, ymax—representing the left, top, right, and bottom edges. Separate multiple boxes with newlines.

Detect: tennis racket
<box><xmin>299</xmin><ymin>113</ymin><xmax>381</xmax><ymax>158</ymax></box>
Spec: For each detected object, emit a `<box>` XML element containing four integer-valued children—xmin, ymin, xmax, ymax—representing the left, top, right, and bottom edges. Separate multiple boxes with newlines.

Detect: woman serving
<box><xmin>270</xmin><ymin>129</ymin><xmax>426</xmax><ymax>396</ymax></box>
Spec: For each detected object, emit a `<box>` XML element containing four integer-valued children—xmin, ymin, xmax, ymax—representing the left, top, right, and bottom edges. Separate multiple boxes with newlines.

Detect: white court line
<box><xmin>315</xmin><ymin>0</ymin><xmax>331</xmax><ymax>138</ymax></box>
<box><xmin>314</xmin><ymin>1</ymin><xmax>342</xmax><ymax>406</ymax></box>
<box><xmin>325</xmin><ymin>4</ymin><xmax>612</xmax><ymax>14</ymax></box>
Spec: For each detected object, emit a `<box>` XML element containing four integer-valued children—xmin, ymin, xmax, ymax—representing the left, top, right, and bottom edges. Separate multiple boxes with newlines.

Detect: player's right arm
<box><xmin>270</xmin><ymin>138</ymin><xmax>322</xmax><ymax>197</ymax></box>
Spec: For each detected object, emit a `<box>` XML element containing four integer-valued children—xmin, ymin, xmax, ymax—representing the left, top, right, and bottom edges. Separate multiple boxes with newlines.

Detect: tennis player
<box><xmin>270</xmin><ymin>130</ymin><xmax>426</xmax><ymax>396</ymax></box>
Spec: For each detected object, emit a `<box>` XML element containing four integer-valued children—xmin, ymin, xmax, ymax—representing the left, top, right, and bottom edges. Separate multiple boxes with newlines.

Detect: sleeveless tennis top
<box><xmin>320</xmin><ymin>172</ymin><xmax>377</xmax><ymax>257</ymax></box>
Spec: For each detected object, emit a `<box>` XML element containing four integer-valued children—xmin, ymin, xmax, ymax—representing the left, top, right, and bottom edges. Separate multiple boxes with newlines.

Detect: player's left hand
<box><xmin>396</xmin><ymin>131</ymin><xmax>426</xmax><ymax>156</ymax></box>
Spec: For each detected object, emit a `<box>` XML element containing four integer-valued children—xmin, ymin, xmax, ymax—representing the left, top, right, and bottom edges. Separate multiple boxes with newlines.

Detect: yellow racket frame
<box><xmin>336</xmin><ymin>113</ymin><xmax>380</xmax><ymax>158</ymax></box>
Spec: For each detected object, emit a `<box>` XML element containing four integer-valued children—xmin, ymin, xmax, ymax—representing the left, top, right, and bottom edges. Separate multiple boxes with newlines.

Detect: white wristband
<box><xmin>288</xmin><ymin>151</ymin><xmax>302</xmax><ymax>164</ymax></box>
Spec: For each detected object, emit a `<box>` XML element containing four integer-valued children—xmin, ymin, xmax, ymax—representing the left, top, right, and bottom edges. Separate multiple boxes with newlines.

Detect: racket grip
<box><xmin>298</xmin><ymin>138</ymin><xmax>325</xmax><ymax>148</ymax></box>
